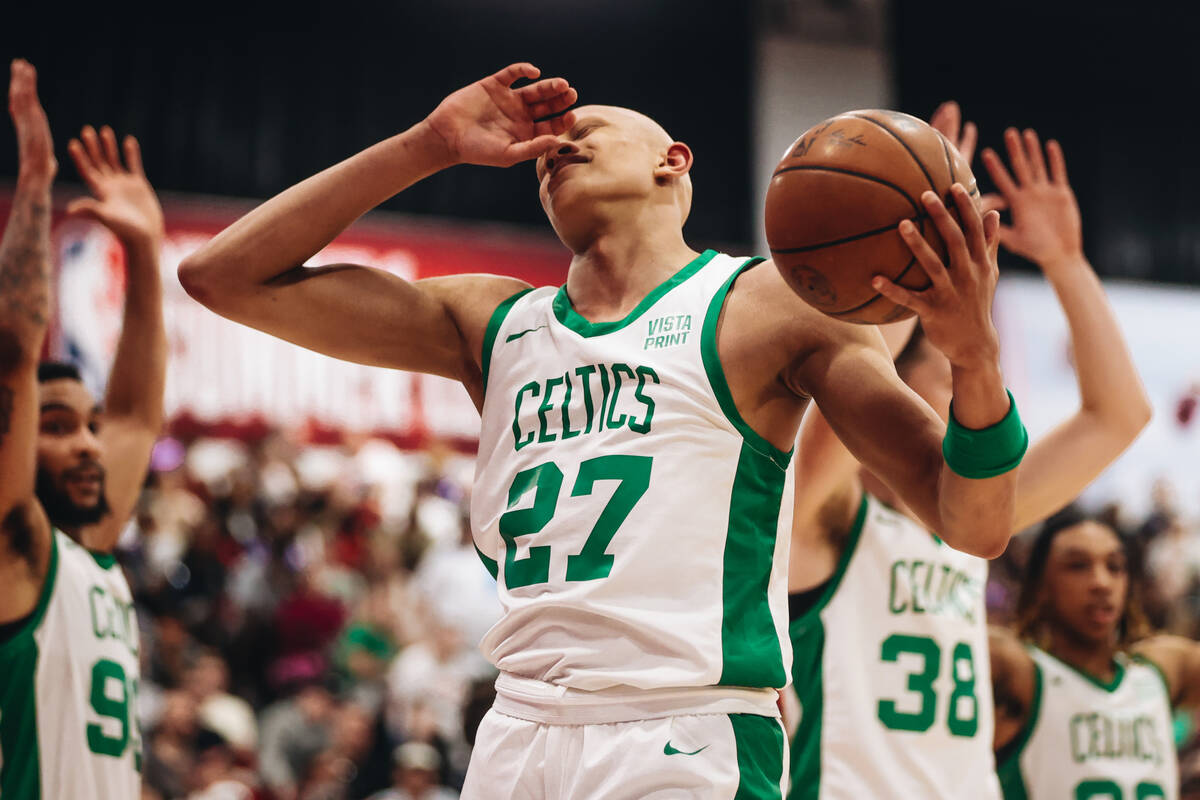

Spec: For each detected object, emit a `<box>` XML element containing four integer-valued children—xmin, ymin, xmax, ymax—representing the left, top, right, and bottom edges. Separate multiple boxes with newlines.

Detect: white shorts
<box><xmin>461</xmin><ymin>708</ymin><xmax>788</xmax><ymax>799</ymax></box>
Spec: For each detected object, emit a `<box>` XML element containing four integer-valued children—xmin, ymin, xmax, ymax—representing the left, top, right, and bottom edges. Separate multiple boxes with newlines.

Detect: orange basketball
<box><xmin>764</xmin><ymin>110</ymin><xmax>976</xmax><ymax>324</ymax></box>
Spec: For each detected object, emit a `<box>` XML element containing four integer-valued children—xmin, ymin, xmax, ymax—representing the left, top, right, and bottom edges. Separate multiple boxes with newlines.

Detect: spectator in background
<box><xmin>258</xmin><ymin>678</ymin><xmax>338</xmax><ymax>800</ymax></box>
<box><xmin>367</xmin><ymin>743</ymin><xmax>459</xmax><ymax>800</ymax></box>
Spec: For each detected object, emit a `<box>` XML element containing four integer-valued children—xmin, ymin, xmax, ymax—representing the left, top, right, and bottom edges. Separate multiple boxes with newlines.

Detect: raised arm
<box><xmin>0</xmin><ymin>60</ymin><xmax>55</xmax><ymax>538</ymax></box>
<box><xmin>63</xmin><ymin>127</ymin><xmax>166</xmax><ymax>551</ymax></box>
<box><xmin>796</xmin><ymin>185</ymin><xmax>1022</xmax><ymax>558</ymax></box>
<box><xmin>981</xmin><ymin>130</ymin><xmax>1151</xmax><ymax>529</ymax></box>
<box><xmin>177</xmin><ymin>63</ymin><xmax>577</xmax><ymax>397</ymax></box>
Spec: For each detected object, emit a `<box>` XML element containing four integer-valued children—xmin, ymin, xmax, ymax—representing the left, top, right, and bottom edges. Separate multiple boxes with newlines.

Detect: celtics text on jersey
<box><xmin>998</xmin><ymin>646</ymin><xmax>1177</xmax><ymax>800</ymax></box>
<box><xmin>469</xmin><ymin>250</ymin><xmax>793</xmax><ymax>719</ymax></box>
<box><xmin>0</xmin><ymin>530</ymin><xmax>141</xmax><ymax>799</ymax></box>
<box><xmin>789</xmin><ymin>494</ymin><xmax>1000</xmax><ymax>800</ymax></box>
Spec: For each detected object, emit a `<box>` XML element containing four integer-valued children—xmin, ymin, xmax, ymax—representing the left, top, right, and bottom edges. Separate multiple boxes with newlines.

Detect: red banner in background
<box><xmin>25</xmin><ymin>190</ymin><xmax>572</xmax><ymax>447</ymax></box>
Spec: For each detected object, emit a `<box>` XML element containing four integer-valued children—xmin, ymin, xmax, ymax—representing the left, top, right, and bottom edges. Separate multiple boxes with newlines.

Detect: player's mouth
<box><xmin>64</xmin><ymin>464</ymin><xmax>105</xmax><ymax>493</ymax></box>
<box><xmin>549</xmin><ymin>154</ymin><xmax>590</xmax><ymax>182</ymax></box>
<box><xmin>1084</xmin><ymin>603</ymin><xmax>1118</xmax><ymax>626</ymax></box>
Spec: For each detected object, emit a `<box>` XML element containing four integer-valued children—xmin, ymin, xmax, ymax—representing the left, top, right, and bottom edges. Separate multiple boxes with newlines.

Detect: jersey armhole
<box><xmin>789</xmin><ymin>492</ymin><xmax>868</xmax><ymax>630</ymax></box>
<box><xmin>700</xmin><ymin>257</ymin><xmax>792</xmax><ymax>470</ymax></box>
<box><xmin>1131</xmin><ymin>652</ymin><xmax>1175</xmax><ymax>705</ymax></box>
<box><xmin>996</xmin><ymin>658</ymin><xmax>1043</xmax><ymax>778</ymax></box>
<box><xmin>0</xmin><ymin>530</ymin><xmax>59</xmax><ymax>658</ymax></box>
<box><xmin>480</xmin><ymin>287</ymin><xmax>536</xmax><ymax>398</ymax></box>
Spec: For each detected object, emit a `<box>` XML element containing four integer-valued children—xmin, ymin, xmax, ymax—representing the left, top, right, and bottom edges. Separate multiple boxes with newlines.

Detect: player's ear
<box><xmin>655</xmin><ymin>142</ymin><xmax>692</xmax><ymax>184</ymax></box>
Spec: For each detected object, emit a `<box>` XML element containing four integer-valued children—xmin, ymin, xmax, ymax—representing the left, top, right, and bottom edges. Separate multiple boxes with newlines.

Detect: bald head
<box><xmin>574</xmin><ymin>104</ymin><xmax>675</xmax><ymax>148</ymax></box>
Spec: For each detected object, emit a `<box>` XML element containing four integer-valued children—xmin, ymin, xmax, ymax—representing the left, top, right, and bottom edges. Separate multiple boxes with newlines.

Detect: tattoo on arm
<box><xmin>0</xmin><ymin>190</ymin><xmax>52</xmax><ymax>337</ymax></box>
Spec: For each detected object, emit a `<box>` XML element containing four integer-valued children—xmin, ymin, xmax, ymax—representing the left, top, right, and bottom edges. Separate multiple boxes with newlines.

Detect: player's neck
<box><xmin>1046</xmin><ymin>627</ymin><xmax>1120</xmax><ymax>684</ymax></box>
<box><xmin>563</xmin><ymin>226</ymin><xmax>698</xmax><ymax>324</ymax></box>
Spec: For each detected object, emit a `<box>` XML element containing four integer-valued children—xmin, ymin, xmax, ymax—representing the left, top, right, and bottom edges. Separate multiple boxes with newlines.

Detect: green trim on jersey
<box><xmin>700</xmin><ymin>257</ymin><xmax>792</xmax><ymax>470</ymax></box>
<box><xmin>731</xmin><ymin>713</ymin><xmax>785</xmax><ymax>799</ymax></box>
<box><xmin>481</xmin><ymin>287</ymin><xmax>536</xmax><ymax>394</ymax></box>
<box><xmin>997</xmin><ymin>658</ymin><xmax>1044</xmax><ymax>800</ymax></box>
<box><xmin>89</xmin><ymin>550</ymin><xmax>117</xmax><ymax>570</ymax></box>
<box><xmin>787</xmin><ymin>493</ymin><xmax>869</xmax><ymax>800</ymax></box>
<box><xmin>719</xmin><ymin>441</ymin><xmax>788</xmax><ymax>688</ymax></box>
<box><xmin>474</xmin><ymin>543</ymin><xmax>499</xmax><ymax>580</ymax></box>
<box><xmin>0</xmin><ymin>529</ymin><xmax>60</xmax><ymax>799</ymax></box>
<box><xmin>551</xmin><ymin>249</ymin><xmax>718</xmax><ymax>338</ymax></box>
<box><xmin>1041</xmin><ymin>648</ymin><xmax>1126</xmax><ymax>693</ymax></box>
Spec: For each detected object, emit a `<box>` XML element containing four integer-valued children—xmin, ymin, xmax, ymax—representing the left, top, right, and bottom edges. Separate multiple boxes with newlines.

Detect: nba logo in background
<box><xmin>52</xmin><ymin>219</ymin><xmax>127</xmax><ymax>398</ymax></box>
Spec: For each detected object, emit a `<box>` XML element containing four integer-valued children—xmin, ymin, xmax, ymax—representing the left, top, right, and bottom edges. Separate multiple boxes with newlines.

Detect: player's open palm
<box><xmin>982</xmin><ymin>129</ymin><xmax>1082</xmax><ymax>269</ymax></box>
<box><xmin>67</xmin><ymin>126</ymin><xmax>164</xmax><ymax>248</ymax></box>
<box><xmin>874</xmin><ymin>184</ymin><xmax>1003</xmax><ymax>368</ymax></box>
<box><xmin>425</xmin><ymin>62</ymin><xmax>578</xmax><ymax>168</ymax></box>
<box><xmin>9</xmin><ymin>59</ymin><xmax>55</xmax><ymax>182</ymax></box>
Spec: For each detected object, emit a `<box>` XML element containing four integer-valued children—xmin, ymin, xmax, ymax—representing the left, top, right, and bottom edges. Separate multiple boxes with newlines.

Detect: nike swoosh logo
<box><xmin>663</xmin><ymin>741</ymin><xmax>709</xmax><ymax>756</ymax></box>
<box><xmin>505</xmin><ymin>324</ymin><xmax>548</xmax><ymax>343</ymax></box>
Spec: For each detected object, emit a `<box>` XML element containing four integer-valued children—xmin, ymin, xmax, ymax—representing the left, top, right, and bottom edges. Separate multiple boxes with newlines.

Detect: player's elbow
<box><xmin>944</xmin><ymin>522</ymin><xmax>1011</xmax><ymax>560</ymax></box>
<box><xmin>177</xmin><ymin>252</ymin><xmax>240</xmax><ymax>311</ymax></box>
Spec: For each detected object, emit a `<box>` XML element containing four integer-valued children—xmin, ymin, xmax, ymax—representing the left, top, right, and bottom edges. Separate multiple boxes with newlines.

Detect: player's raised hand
<box><xmin>425</xmin><ymin>63</ymin><xmax>578</xmax><ymax>168</ymax></box>
<box><xmin>873</xmin><ymin>184</ymin><xmax>1003</xmax><ymax>369</ymax></box>
<box><xmin>9</xmin><ymin>59</ymin><xmax>56</xmax><ymax>185</ymax></box>
<box><xmin>982</xmin><ymin>129</ymin><xmax>1082</xmax><ymax>272</ymax></box>
<box><xmin>930</xmin><ymin>100</ymin><xmax>977</xmax><ymax>165</ymax></box>
<box><xmin>66</xmin><ymin>126</ymin><xmax>164</xmax><ymax>249</ymax></box>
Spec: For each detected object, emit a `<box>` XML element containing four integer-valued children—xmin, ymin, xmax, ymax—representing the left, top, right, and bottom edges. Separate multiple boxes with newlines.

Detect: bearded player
<box><xmin>785</xmin><ymin>116</ymin><xmax>1150</xmax><ymax>799</ymax></box>
<box><xmin>179</xmin><ymin>64</ymin><xmax>1025</xmax><ymax>797</ymax></box>
<box><xmin>0</xmin><ymin>60</ymin><xmax>167</xmax><ymax>798</ymax></box>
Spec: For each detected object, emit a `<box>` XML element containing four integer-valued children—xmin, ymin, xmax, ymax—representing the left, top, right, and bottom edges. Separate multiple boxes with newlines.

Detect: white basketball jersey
<box><xmin>470</xmin><ymin>250</ymin><xmax>794</xmax><ymax>697</ymax></box>
<box><xmin>790</xmin><ymin>494</ymin><xmax>999</xmax><ymax>800</ymax></box>
<box><xmin>0</xmin><ymin>529</ymin><xmax>141</xmax><ymax>798</ymax></box>
<box><xmin>998</xmin><ymin>647</ymin><xmax>1177</xmax><ymax>800</ymax></box>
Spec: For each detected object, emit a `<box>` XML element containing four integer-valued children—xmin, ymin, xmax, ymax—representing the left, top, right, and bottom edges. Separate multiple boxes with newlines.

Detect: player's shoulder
<box><xmin>420</xmin><ymin>273</ymin><xmax>535</xmax><ymax>319</ymax></box>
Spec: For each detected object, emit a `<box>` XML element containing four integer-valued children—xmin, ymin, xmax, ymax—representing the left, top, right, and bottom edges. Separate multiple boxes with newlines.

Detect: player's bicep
<box><xmin>1133</xmin><ymin>635</ymin><xmax>1200</xmax><ymax>708</ymax></box>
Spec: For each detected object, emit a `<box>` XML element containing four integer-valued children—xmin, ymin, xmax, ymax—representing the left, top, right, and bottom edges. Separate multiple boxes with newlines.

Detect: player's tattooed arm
<box><xmin>1131</xmin><ymin>635</ymin><xmax>1200</xmax><ymax>710</ymax></box>
<box><xmin>989</xmin><ymin>626</ymin><xmax>1037</xmax><ymax>751</ymax></box>
<box><xmin>981</xmin><ymin>131</ymin><xmax>1151</xmax><ymax>531</ymax></box>
<box><xmin>0</xmin><ymin>60</ymin><xmax>55</xmax><ymax>571</ymax></box>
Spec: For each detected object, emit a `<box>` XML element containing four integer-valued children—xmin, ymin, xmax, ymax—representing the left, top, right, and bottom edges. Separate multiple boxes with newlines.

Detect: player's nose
<box><xmin>544</xmin><ymin>141</ymin><xmax>580</xmax><ymax>173</ymax></box>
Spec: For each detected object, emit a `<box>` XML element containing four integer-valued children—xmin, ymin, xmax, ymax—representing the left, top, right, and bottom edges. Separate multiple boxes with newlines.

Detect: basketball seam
<box><xmin>941</xmin><ymin>135</ymin><xmax>956</xmax><ymax>185</ymax></box>
<box><xmin>845</xmin><ymin>112</ymin><xmax>937</xmax><ymax>194</ymax></box>
<box><xmin>826</xmin><ymin>255</ymin><xmax>930</xmax><ymax>318</ymax></box>
<box><xmin>770</xmin><ymin>165</ymin><xmax>919</xmax><ymax>213</ymax></box>
<box><xmin>768</xmin><ymin>216</ymin><xmax>925</xmax><ymax>255</ymax></box>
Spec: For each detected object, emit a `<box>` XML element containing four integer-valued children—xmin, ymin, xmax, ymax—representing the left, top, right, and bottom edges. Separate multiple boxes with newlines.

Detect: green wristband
<box><xmin>942</xmin><ymin>390</ymin><xmax>1029</xmax><ymax>479</ymax></box>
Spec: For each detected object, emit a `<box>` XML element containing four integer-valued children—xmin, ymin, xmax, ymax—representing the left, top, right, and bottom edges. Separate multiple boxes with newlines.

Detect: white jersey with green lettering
<box><xmin>997</xmin><ymin>646</ymin><xmax>1177</xmax><ymax>800</ymax></box>
<box><xmin>470</xmin><ymin>249</ymin><xmax>793</xmax><ymax>716</ymax></box>
<box><xmin>0</xmin><ymin>529</ymin><xmax>141</xmax><ymax>798</ymax></box>
<box><xmin>789</xmin><ymin>493</ymin><xmax>999</xmax><ymax>800</ymax></box>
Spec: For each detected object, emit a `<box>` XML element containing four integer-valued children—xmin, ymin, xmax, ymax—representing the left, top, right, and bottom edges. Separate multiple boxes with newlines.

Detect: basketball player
<box><xmin>991</xmin><ymin>508</ymin><xmax>1197</xmax><ymax>799</ymax></box>
<box><xmin>178</xmin><ymin>64</ymin><xmax>1026</xmax><ymax>797</ymax></box>
<box><xmin>0</xmin><ymin>60</ymin><xmax>167</xmax><ymax>797</ymax></box>
<box><xmin>786</xmin><ymin>119</ymin><xmax>1151</xmax><ymax>799</ymax></box>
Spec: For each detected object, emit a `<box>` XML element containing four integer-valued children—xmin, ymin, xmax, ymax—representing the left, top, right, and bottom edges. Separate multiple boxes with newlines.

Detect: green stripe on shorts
<box><xmin>732</xmin><ymin>713</ymin><xmax>785</xmax><ymax>799</ymax></box>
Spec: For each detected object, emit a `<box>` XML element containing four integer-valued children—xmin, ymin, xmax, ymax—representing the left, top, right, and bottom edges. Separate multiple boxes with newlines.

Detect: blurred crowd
<box><xmin>116</xmin><ymin>427</ymin><xmax>1200</xmax><ymax>800</ymax></box>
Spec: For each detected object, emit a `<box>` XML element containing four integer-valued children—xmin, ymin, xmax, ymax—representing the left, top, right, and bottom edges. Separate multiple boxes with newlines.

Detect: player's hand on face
<box><xmin>66</xmin><ymin>127</ymin><xmax>164</xmax><ymax>249</ymax></box>
<box><xmin>981</xmin><ymin>129</ymin><xmax>1083</xmax><ymax>272</ymax></box>
<box><xmin>425</xmin><ymin>62</ymin><xmax>578</xmax><ymax>168</ymax></box>
<box><xmin>8</xmin><ymin>59</ymin><xmax>56</xmax><ymax>185</ymax></box>
<box><xmin>873</xmin><ymin>184</ymin><xmax>1003</xmax><ymax>369</ymax></box>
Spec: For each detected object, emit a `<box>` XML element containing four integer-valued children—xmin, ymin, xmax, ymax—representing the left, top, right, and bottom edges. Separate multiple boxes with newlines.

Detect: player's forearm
<box><xmin>1044</xmin><ymin>255</ymin><xmax>1151</xmax><ymax>434</ymax></box>
<box><xmin>937</xmin><ymin>358</ymin><xmax>1019</xmax><ymax>557</ymax></box>
<box><xmin>104</xmin><ymin>237</ymin><xmax>166</xmax><ymax>428</ymax></box>
<box><xmin>0</xmin><ymin>176</ymin><xmax>53</xmax><ymax>364</ymax></box>
<box><xmin>178</xmin><ymin>121</ymin><xmax>454</xmax><ymax>306</ymax></box>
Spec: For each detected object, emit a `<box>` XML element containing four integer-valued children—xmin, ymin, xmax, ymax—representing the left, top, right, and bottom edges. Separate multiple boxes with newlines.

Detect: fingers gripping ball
<box><xmin>765</xmin><ymin>110</ymin><xmax>977</xmax><ymax>324</ymax></box>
